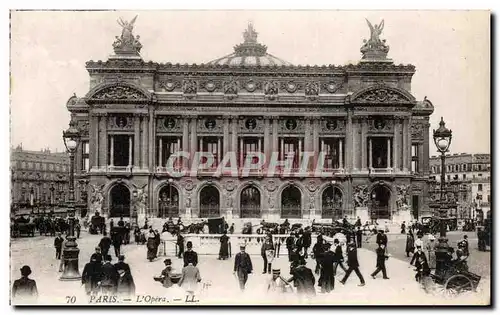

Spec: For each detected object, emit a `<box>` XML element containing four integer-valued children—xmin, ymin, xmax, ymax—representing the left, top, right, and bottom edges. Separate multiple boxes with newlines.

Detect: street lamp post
<box><xmin>168</xmin><ymin>178</ymin><xmax>173</xmax><ymax>218</ymax></box>
<box><xmin>432</xmin><ymin>117</ymin><xmax>452</xmax><ymax>277</ymax></box>
<box><xmin>60</xmin><ymin>121</ymin><xmax>81</xmax><ymax>281</ymax></box>
<box><xmin>132</xmin><ymin>190</ymin><xmax>138</xmax><ymax>227</ymax></box>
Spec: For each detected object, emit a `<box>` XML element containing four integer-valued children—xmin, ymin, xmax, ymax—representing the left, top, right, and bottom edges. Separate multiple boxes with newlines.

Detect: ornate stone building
<box><xmin>66</xmin><ymin>19</ymin><xmax>434</xmax><ymax>224</ymax></box>
<box><xmin>10</xmin><ymin>145</ymin><xmax>70</xmax><ymax>214</ymax></box>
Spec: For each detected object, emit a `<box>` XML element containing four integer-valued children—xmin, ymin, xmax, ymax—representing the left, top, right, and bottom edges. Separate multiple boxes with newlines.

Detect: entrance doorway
<box><xmin>109</xmin><ymin>184</ymin><xmax>130</xmax><ymax>217</ymax></box>
<box><xmin>370</xmin><ymin>185</ymin><xmax>391</xmax><ymax>220</ymax></box>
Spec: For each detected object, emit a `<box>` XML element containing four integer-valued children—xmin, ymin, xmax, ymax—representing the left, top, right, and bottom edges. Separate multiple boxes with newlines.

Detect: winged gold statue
<box><xmin>366</xmin><ymin>19</ymin><xmax>384</xmax><ymax>45</ymax></box>
<box><xmin>117</xmin><ymin>15</ymin><xmax>138</xmax><ymax>44</ymax></box>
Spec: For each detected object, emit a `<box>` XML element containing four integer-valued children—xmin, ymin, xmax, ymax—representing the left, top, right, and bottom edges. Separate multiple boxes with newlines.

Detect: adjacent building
<box><xmin>10</xmin><ymin>145</ymin><xmax>70</xmax><ymax>215</ymax></box>
<box><xmin>66</xmin><ymin>19</ymin><xmax>434</xmax><ymax>225</ymax></box>
<box><xmin>429</xmin><ymin>153</ymin><xmax>490</xmax><ymax>221</ymax></box>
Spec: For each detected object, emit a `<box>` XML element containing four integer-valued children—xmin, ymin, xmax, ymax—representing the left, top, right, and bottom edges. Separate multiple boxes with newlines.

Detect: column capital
<box><xmin>183</xmin><ymin>114</ymin><xmax>198</xmax><ymax>119</ymax></box>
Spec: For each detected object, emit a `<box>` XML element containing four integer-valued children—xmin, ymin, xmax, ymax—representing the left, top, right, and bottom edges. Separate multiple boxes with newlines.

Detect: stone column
<box><xmin>361</xmin><ymin>120</ymin><xmax>367</xmax><ymax>170</ymax></box>
<box><xmin>387</xmin><ymin>138</ymin><xmax>391</xmax><ymax>169</ymax></box>
<box><xmin>312</xmin><ymin>118</ymin><xmax>319</xmax><ymax>168</ymax></box>
<box><xmin>403</xmin><ymin>118</ymin><xmax>409</xmax><ymax>171</ymax></box>
<box><xmin>217</xmin><ymin>137</ymin><xmax>222</xmax><ymax>165</ymax></box>
<box><xmin>99</xmin><ymin>114</ymin><xmax>108</xmax><ymax>167</ymax></box>
<box><xmin>407</xmin><ymin>119</ymin><xmax>412</xmax><ymax>170</ymax></box>
<box><xmin>128</xmin><ymin>136</ymin><xmax>133</xmax><ymax>167</ymax></box>
<box><xmin>134</xmin><ymin>115</ymin><xmax>140</xmax><ymax>167</ymax></box>
<box><xmin>148</xmin><ymin>111</ymin><xmax>155</xmax><ymax>172</ymax></box>
<box><xmin>272</xmin><ymin>116</ymin><xmax>279</xmax><ymax>155</ymax></box>
<box><xmin>223</xmin><ymin>116</ymin><xmax>229</xmax><ymax>160</ymax></box>
<box><xmin>159</xmin><ymin>138</ymin><xmax>163</xmax><ymax>167</ymax></box>
<box><xmin>109</xmin><ymin>135</ymin><xmax>114</xmax><ymax>167</ymax></box>
<box><xmin>263</xmin><ymin>117</ymin><xmax>270</xmax><ymax>167</ymax></box>
<box><xmin>239</xmin><ymin>138</ymin><xmax>244</xmax><ymax>167</ymax></box>
<box><xmin>190</xmin><ymin>116</ymin><xmax>198</xmax><ymax>170</ymax></box>
<box><xmin>231</xmin><ymin>116</ymin><xmax>238</xmax><ymax>160</ymax></box>
<box><xmin>393</xmin><ymin>119</ymin><xmax>399</xmax><ymax>171</ymax></box>
<box><xmin>339</xmin><ymin>139</ymin><xmax>343</xmax><ymax>169</ymax></box>
<box><xmin>89</xmin><ymin>114</ymin><xmax>97</xmax><ymax>170</ymax></box>
<box><xmin>418</xmin><ymin>143</ymin><xmax>424</xmax><ymax>173</ymax></box>
<box><xmin>345</xmin><ymin>111</ymin><xmax>353</xmax><ymax>171</ymax></box>
<box><xmin>368</xmin><ymin>138</ymin><xmax>372</xmax><ymax>169</ymax></box>
<box><xmin>141</xmin><ymin>114</ymin><xmax>149</xmax><ymax>169</ymax></box>
<box><xmin>423</xmin><ymin>120</ymin><xmax>431</xmax><ymax>174</ymax></box>
<box><xmin>182</xmin><ymin>117</ymin><xmax>189</xmax><ymax>169</ymax></box>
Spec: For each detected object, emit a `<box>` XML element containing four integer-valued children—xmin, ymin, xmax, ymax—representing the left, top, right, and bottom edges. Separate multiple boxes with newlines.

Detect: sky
<box><xmin>9</xmin><ymin>10</ymin><xmax>490</xmax><ymax>155</ymax></box>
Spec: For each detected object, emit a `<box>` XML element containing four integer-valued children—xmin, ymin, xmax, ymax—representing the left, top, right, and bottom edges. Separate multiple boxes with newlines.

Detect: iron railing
<box><xmin>240</xmin><ymin>205</ymin><xmax>261</xmax><ymax>218</ymax></box>
<box><xmin>281</xmin><ymin>205</ymin><xmax>302</xmax><ymax>219</ymax></box>
<box><xmin>158</xmin><ymin>204</ymin><xmax>180</xmax><ymax>218</ymax></box>
<box><xmin>321</xmin><ymin>207</ymin><xmax>343</xmax><ymax>219</ymax></box>
<box><xmin>110</xmin><ymin>205</ymin><xmax>131</xmax><ymax>217</ymax></box>
<box><xmin>199</xmin><ymin>206</ymin><xmax>220</xmax><ymax>218</ymax></box>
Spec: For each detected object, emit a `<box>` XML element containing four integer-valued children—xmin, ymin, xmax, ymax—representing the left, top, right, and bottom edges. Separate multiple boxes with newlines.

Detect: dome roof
<box><xmin>206</xmin><ymin>23</ymin><xmax>293</xmax><ymax>67</ymax></box>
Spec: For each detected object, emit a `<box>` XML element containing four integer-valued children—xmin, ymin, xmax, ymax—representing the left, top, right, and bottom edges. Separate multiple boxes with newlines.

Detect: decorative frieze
<box><xmin>156</xmin><ymin>116</ymin><xmax>182</xmax><ymax>133</ymax></box>
<box><xmin>107</xmin><ymin>114</ymin><xmax>134</xmax><ymax>131</ymax></box>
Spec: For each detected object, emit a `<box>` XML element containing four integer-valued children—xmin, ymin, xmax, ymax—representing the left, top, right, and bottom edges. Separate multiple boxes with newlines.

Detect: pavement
<box><xmin>10</xmin><ymin>232</ymin><xmax>491</xmax><ymax>305</ymax></box>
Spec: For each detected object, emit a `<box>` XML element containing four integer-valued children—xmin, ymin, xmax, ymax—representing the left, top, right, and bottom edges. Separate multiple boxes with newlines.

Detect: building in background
<box><xmin>66</xmin><ymin>19</ymin><xmax>434</xmax><ymax>225</ymax></box>
<box><xmin>429</xmin><ymin>153</ymin><xmax>490</xmax><ymax>222</ymax></box>
<box><xmin>10</xmin><ymin>145</ymin><xmax>70</xmax><ymax>215</ymax></box>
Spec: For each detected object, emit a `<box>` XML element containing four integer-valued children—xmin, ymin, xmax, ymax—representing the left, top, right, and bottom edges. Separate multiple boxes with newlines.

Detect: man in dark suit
<box><xmin>100</xmin><ymin>255</ymin><xmax>119</xmax><ymax>294</ymax></box>
<box><xmin>233</xmin><ymin>244</ymin><xmax>253</xmax><ymax>291</ymax></box>
<box><xmin>371</xmin><ymin>243</ymin><xmax>390</xmax><ymax>279</ymax></box>
<box><xmin>98</xmin><ymin>231</ymin><xmax>112</xmax><ymax>258</ymax></box>
<box><xmin>376</xmin><ymin>229</ymin><xmax>388</xmax><ymax>253</ymax></box>
<box><xmin>12</xmin><ymin>265</ymin><xmax>38</xmax><ymax>302</ymax></box>
<box><xmin>183</xmin><ymin>241</ymin><xmax>198</xmax><ymax>267</ymax></box>
<box><xmin>356</xmin><ymin>226</ymin><xmax>363</xmax><ymax>248</ymax></box>
<box><xmin>54</xmin><ymin>233</ymin><xmax>64</xmax><ymax>259</ymax></box>
<box><xmin>302</xmin><ymin>227</ymin><xmax>312</xmax><ymax>259</ymax></box>
<box><xmin>333</xmin><ymin>239</ymin><xmax>348</xmax><ymax>275</ymax></box>
<box><xmin>340</xmin><ymin>241</ymin><xmax>365</xmax><ymax>286</ymax></box>
<box><xmin>319</xmin><ymin>243</ymin><xmax>335</xmax><ymax>293</ymax></box>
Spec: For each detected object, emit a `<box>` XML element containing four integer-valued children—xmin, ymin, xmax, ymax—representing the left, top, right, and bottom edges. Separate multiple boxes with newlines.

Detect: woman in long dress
<box><xmin>425</xmin><ymin>235</ymin><xmax>437</xmax><ymax>269</ymax></box>
<box><xmin>146</xmin><ymin>228</ymin><xmax>156</xmax><ymax>261</ymax></box>
<box><xmin>405</xmin><ymin>231</ymin><xmax>415</xmax><ymax>257</ymax></box>
<box><xmin>218</xmin><ymin>232</ymin><xmax>230</xmax><ymax>260</ymax></box>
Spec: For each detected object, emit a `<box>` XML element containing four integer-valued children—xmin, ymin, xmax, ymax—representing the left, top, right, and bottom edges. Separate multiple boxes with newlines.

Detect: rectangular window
<box><xmin>321</xmin><ymin>138</ymin><xmax>343</xmax><ymax>169</ymax></box>
<box><xmin>463</xmin><ymin>174</ymin><xmax>466</xmax><ymax>180</ymax></box>
<box><xmin>157</xmin><ymin>136</ymin><xmax>181</xmax><ymax>168</ymax></box>
<box><xmin>478</xmin><ymin>184</ymin><xmax>483</xmax><ymax>191</ymax></box>
<box><xmin>108</xmin><ymin>135</ymin><xmax>133</xmax><ymax>167</ymax></box>
<box><xmin>81</xmin><ymin>141</ymin><xmax>90</xmax><ymax>171</ymax></box>
<box><xmin>199</xmin><ymin>136</ymin><xmax>222</xmax><ymax>168</ymax></box>
<box><xmin>411</xmin><ymin>160</ymin><xmax>418</xmax><ymax>173</ymax></box>
<box><xmin>239</xmin><ymin>137</ymin><xmax>263</xmax><ymax>167</ymax></box>
<box><xmin>279</xmin><ymin>138</ymin><xmax>302</xmax><ymax>169</ymax></box>
<box><xmin>368</xmin><ymin>137</ymin><xmax>392</xmax><ymax>169</ymax></box>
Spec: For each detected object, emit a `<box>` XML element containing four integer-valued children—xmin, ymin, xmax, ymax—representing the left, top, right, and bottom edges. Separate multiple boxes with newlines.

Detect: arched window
<box><xmin>109</xmin><ymin>184</ymin><xmax>130</xmax><ymax>217</ymax></box>
<box><xmin>199</xmin><ymin>186</ymin><xmax>220</xmax><ymax>218</ymax></box>
<box><xmin>240</xmin><ymin>186</ymin><xmax>261</xmax><ymax>218</ymax></box>
<box><xmin>322</xmin><ymin>186</ymin><xmax>343</xmax><ymax>219</ymax></box>
<box><xmin>370</xmin><ymin>185</ymin><xmax>391</xmax><ymax>220</ymax></box>
<box><xmin>281</xmin><ymin>186</ymin><xmax>301</xmax><ymax>219</ymax></box>
<box><xmin>158</xmin><ymin>184</ymin><xmax>179</xmax><ymax>218</ymax></box>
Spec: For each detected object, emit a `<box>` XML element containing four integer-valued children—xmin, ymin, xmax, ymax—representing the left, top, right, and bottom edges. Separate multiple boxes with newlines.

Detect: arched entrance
<box><xmin>158</xmin><ymin>184</ymin><xmax>179</xmax><ymax>218</ymax></box>
<box><xmin>109</xmin><ymin>184</ymin><xmax>130</xmax><ymax>217</ymax></box>
<box><xmin>281</xmin><ymin>186</ymin><xmax>301</xmax><ymax>219</ymax></box>
<box><xmin>240</xmin><ymin>186</ymin><xmax>260</xmax><ymax>218</ymax></box>
<box><xmin>322</xmin><ymin>186</ymin><xmax>343</xmax><ymax>219</ymax></box>
<box><xmin>199</xmin><ymin>186</ymin><xmax>220</xmax><ymax>218</ymax></box>
<box><xmin>369</xmin><ymin>185</ymin><xmax>391</xmax><ymax>220</ymax></box>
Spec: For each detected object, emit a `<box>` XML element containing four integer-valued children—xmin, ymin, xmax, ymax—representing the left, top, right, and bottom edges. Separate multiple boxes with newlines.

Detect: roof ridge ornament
<box><xmin>360</xmin><ymin>19</ymin><xmax>391</xmax><ymax>62</ymax></box>
<box><xmin>111</xmin><ymin>15</ymin><xmax>143</xmax><ymax>60</ymax></box>
<box><xmin>234</xmin><ymin>22</ymin><xmax>268</xmax><ymax>57</ymax></box>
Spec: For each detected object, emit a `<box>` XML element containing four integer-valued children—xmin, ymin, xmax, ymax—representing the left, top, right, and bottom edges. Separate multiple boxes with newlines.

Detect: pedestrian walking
<box><xmin>333</xmin><ymin>238</ymin><xmax>348</xmax><ymax>275</ymax></box>
<box><xmin>183</xmin><ymin>241</ymin><xmax>199</xmax><ymax>267</ymax></box>
<box><xmin>312</xmin><ymin>235</ymin><xmax>325</xmax><ymax>275</ymax></box>
<box><xmin>319</xmin><ymin>243</ymin><xmax>335</xmax><ymax>293</ymax></box>
<box><xmin>54</xmin><ymin>233</ymin><xmax>64</xmax><ymax>260</ymax></box>
<box><xmin>233</xmin><ymin>244</ymin><xmax>253</xmax><ymax>291</ymax></box>
<box><xmin>81</xmin><ymin>256</ymin><xmax>103</xmax><ymax>296</ymax></box>
<box><xmin>176</xmin><ymin>232</ymin><xmax>185</xmax><ymax>259</ymax></box>
<box><xmin>219</xmin><ymin>232</ymin><xmax>230</xmax><ymax>260</ymax></box>
<box><xmin>154</xmin><ymin>229</ymin><xmax>161</xmax><ymax>258</ymax></box>
<box><xmin>376</xmin><ymin>229</ymin><xmax>388</xmax><ymax>253</ymax></box>
<box><xmin>426</xmin><ymin>235</ymin><xmax>437</xmax><ymax>269</ymax></box>
<box><xmin>302</xmin><ymin>227</ymin><xmax>312</xmax><ymax>259</ymax></box>
<box><xmin>12</xmin><ymin>265</ymin><xmax>38</xmax><ymax>303</ymax></box>
<box><xmin>405</xmin><ymin>231</ymin><xmax>415</xmax><ymax>257</ymax></box>
<box><xmin>356</xmin><ymin>226</ymin><xmax>363</xmax><ymax>248</ymax></box>
<box><xmin>286</xmin><ymin>233</ymin><xmax>295</xmax><ymax>262</ymax></box>
<box><xmin>178</xmin><ymin>262</ymin><xmax>202</xmax><ymax>298</ymax></box>
<box><xmin>100</xmin><ymin>255</ymin><xmax>119</xmax><ymax>295</ymax></box>
<box><xmin>462</xmin><ymin>235</ymin><xmax>470</xmax><ymax>257</ymax></box>
<box><xmin>90</xmin><ymin>247</ymin><xmax>103</xmax><ymax>263</ymax></box>
<box><xmin>146</xmin><ymin>228</ymin><xmax>156</xmax><ymax>261</ymax></box>
<box><xmin>109</xmin><ymin>219</ymin><xmax>114</xmax><ymax>230</ymax></box>
<box><xmin>75</xmin><ymin>220</ymin><xmax>81</xmax><ymax>239</ymax></box>
<box><xmin>400</xmin><ymin>221</ymin><xmax>406</xmax><ymax>234</ymax></box>
<box><xmin>339</xmin><ymin>241</ymin><xmax>365</xmax><ymax>287</ymax></box>
<box><xmin>98</xmin><ymin>231</ymin><xmax>112</xmax><ymax>258</ymax></box>
<box><xmin>112</xmin><ymin>229</ymin><xmax>122</xmax><ymax>258</ymax></box>
<box><xmin>114</xmin><ymin>255</ymin><xmax>135</xmax><ymax>297</ymax></box>
<box><xmin>370</xmin><ymin>243</ymin><xmax>390</xmax><ymax>279</ymax></box>
<box><xmin>261</xmin><ymin>234</ymin><xmax>275</xmax><ymax>274</ymax></box>
<box><xmin>287</xmin><ymin>257</ymin><xmax>316</xmax><ymax>297</ymax></box>
<box><xmin>59</xmin><ymin>238</ymin><xmax>69</xmax><ymax>272</ymax></box>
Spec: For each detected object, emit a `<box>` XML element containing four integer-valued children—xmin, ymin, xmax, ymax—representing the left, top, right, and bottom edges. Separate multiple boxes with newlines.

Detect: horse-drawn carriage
<box><xmin>426</xmin><ymin>263</ymin><xmax>481</xmax><ymax>296</ymax></box>
<box><xmin>11</xmin><ymin>221</ymin><xmax>36</xmax><ymax>238</ymax></box>
<box><xmin>89</xmin><ymin>213</ymin><xmax>105</xmax><ymax>234</ymax></box>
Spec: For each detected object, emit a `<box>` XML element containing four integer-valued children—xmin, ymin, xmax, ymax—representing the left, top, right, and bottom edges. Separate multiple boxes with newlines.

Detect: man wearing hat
<box><xmin>267</xmin><ymin>269</ymin><xmax>290</xmax><ymax>294</ymax></box>
<box><xmin>54</xmin><ymin>232</ymin><xmax>64</xmax><ymax>260</ymax></box>
<box><xmin>12</xmin><ymin>265</ymin><xmax>38</xmax><ymax>301</ymax></box>
<box><xmin>159</xmin><ymin>259</ymin><xmax>174</xmax><ymax>288</ymax></box>
<box><xmin>82</xmin><ymin>256</ymin><xmax>103</xmax><ymax>296</ymax></box>
<box><xmin>333</xmin><ymin>238</ymin><xmax>348</xmax><ymax>275</ymax></box>
<box><xmin>233</xmin><ymin>244</ymin><xmax>253</xmax><ymax>291</ymax></box>
<box><xmin>376</xmin><ymin>229</ymin><xmax>388</xmax><ymax>253</ymax></box>
<box><xmin>115</xmin><ymin>255</ymin><xmax>135</xmax><ymax>297</ymax></box>
<box><xmin>319</xmin><ymin>242</ymin><xmax>336</xmax><ymax>293</ymax></box>
<box><xmin>100</xmin><ymin>255</ymin><xmax>119</xmax><ymax>294</ymax></box>
<box><xmin>370</xmin><ymin>243</ymin><xmax>390</xmax><ymax>280</ymax></box>
<box><xmin>339</xmin><ymin>240</ymin><xmax>365</xmax><ymax>287</ymax></box>
<box><xmin>183</xmin><ymin>241</ymin><xmax>198</xmax><ymax>267</ymax></box>
<box><xmin>90</xmin><ymin>247</ymin><xmax>103</xmax><ymax>263</ymax></box>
